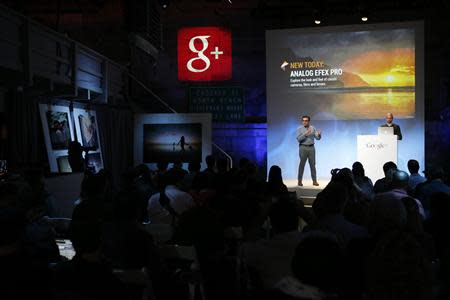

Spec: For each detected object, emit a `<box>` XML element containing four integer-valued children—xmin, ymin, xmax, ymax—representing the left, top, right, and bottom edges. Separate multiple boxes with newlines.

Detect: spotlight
<box><xmin>313</xmin><ymin>9</ymin><xmax>322</xmax><ymax>25</ymax></box>
<box><xmin>361</xmin><ymin>16</ymin><xmax>368</xmax><ymax>21</ymax></box>
<box><xmin>158</xmin><ymin>0</ymin><xmax>169</xmax><ymax>9</ymax></box>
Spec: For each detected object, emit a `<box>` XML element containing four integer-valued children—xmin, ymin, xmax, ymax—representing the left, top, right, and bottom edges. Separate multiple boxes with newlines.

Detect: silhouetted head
<box><xmin>292</xmin><ymin>233</ymin><xmax>344</xmax><ymax>293</ymax></box>
<box><xmin>391</xmin><ymin>170</ymin><xmax>409</xmax><ymax>190</ymax></box>
<box><xmin>352</xmin><ymin>161</ymin><xmax>365</xmax><ymax>178</ymax></box>
<box><xmin>369</xmin><ymin>196</ymin><xmax>407</xmax><ymax>235</ymax></box>
<box><xmin>383</xmin><ymin>161</ymin><xmax>397</xmax><ymax>177</ymax></box>
<box><xmin>407</xmin><ymin>159</ymin><xmax>420</xmax><ymax>174</ymax></box>
<box><xmin>268</xmin><ymin>165</ymin><xmax>283</xmax><ymax>185</ymax></box>
<box><xmin>80</xmin><ymin>170</ymin><xmax>109</xmax><ymax>201</ymax></box>
<box><xmin>331</xmin><ymin>168</ymin><xmax>354</xmax><ymax>191</ymax></box>
<box><xmin>313</xmin><ymin>182</ymin><xmax>348</xmax><ymax>217</ymax></box>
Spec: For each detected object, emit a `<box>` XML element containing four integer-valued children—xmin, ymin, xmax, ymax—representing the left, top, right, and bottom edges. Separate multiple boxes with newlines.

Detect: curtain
<box><xmin>96</xmin><ymin>105</ymin><xmax>134</xmax><ymax>187</ymax></box>
<box><xmin>8</xmin><ymin>89</ymin><xmax>46</xmax><ymax>169</ymax></box>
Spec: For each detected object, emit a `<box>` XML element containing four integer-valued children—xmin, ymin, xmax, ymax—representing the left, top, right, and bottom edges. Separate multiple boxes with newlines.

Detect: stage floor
<box><xmin>285</xmin><ymin>179</ymin><xmax>329</xmax><ymax>206</ymax></box>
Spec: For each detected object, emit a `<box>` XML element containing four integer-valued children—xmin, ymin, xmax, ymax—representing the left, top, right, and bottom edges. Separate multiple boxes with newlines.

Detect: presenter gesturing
<box><xmin>297</xmin><ymin>115</ymin><xmax>321</xmax><ymax>186</ymax></box>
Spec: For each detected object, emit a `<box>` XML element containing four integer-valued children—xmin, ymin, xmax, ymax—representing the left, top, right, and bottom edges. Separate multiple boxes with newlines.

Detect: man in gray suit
<box><xmin>297</xmin><ymin>115</ymin><xmax>321</xmax><ymax>186</ymax></box>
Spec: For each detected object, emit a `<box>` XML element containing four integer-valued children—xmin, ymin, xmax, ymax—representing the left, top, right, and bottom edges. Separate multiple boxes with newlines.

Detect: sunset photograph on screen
<box><xmin>269</xmin><ymin>28</ymin><xmax>416</xmax><ymax>119</ymax></box>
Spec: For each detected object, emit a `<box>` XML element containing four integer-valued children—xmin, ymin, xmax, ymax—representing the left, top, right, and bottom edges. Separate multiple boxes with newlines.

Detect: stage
<box><xmin>285</xmin><ymin>179</ymin><xmax>329</xmax><ymax>206</ymax></box>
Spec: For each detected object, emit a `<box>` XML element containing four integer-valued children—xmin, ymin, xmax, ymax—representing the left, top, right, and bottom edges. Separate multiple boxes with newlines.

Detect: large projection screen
<box><xmin>266</xmin><ymin>22</ymin><xmax>424</xmax><ymax>182</ymax></box>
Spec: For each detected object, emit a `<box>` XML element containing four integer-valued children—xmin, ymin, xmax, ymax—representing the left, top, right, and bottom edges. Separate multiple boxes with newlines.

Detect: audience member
<box><xmin>147</xmin><ymin>168</ymin><xmax>194</xmax><ymax>224</ymax></box>
<box><xmin>401</xmin><ymin>196</ymin><xmax>435</xmax><ymax>260</ymax></box>
<box><xmin>182</xmin><ymin>160</ymin><xmax>201</xmax><ymax>190</ymax></box>
<box><xmin>373</xmin><ymin>170</ymin><xmax>425</xmax><ymax>218</ymax></box>
<box><xmin>72</xmin><ymin>170</ymin><xmax>111</xmax><ymax>224</ymax></box>
<box><xmin>423</xmin><ymin>192</ymin><xmax>450</xmax><ymax>259</ymax></box>
<box><xmin>373</xmin><ymin>161</ymin><xmax>397</xmax><ymax>194</ymax></box>
<box><xmin>313</xmin><ymin>182</ymin><xmax>368</xmax><ymax>246</ymax></box>
<box><xmin>369</xmin><ymin>192</ymin><xmax>407</xmax><ymax>237</ymax></box>
<box><xmin>123</xmin><ymin>164</ymin><xmax>157</xmax><ymax>223</ymax></box>
<box><xmin>52</xmin><ymin>218</ymin><xmax>127</xmax><ymax>299</ymax></box>
<box><xmin>330</xmin><ymin>168</ymin><xmax>369</xmax><ymax>227</ymax></box>
<box><xmin>202</xmin><ymin>154</ymin><xmax>217</xmax><ymax>187</ymax></box>
<box><xmin>268</xmin><ymin>232</ymin><xmax>344</xmax><ymax>300</ymax></box>
<box><xmin>407</xmin><ymin>159</ymin><xmax>426</xmax><ymax>194</ymax></box>
<box><xmin>241</xmin><ymin>197</ymin><xmax>303</xmax><ymax>290</ymax></box>
<box><xmin>171</xmin><ymin>159</ymin><xmax>189</xmax><ymax>177</ymax></box>
<box><xmin>352</xmin><ymin>161</ymin><xmax>374</xmax><ymax>201</ymax></box>
<box><xmin>267</xmin><ymin>165</ymin><xmax>288</xmax><ymax>198</ymax></box>
<box><xmin>0</xmin><ymin>184</ymin><xmax>51</xmax><ymax>299</ymax></box>
<box><xmin>3</xmin><ymin>154</ymin><xmax>447</xmax><ymax>300</ymax></box>
<box><xmin>367</xmin><ymin>230</ymin><xmax>432</xmax><ymax>300</ymax></box>
<box><xmin>415</xmin><ymin>166</ymin><xmax>450</xmax><ymax>214</ymax></box>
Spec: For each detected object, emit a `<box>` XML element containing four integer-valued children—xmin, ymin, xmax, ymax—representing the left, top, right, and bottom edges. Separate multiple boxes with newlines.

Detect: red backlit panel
<box><xmin>178</xmin><ymin>27</ymin><xmax>232</xmax><ymax>81</ymax></box>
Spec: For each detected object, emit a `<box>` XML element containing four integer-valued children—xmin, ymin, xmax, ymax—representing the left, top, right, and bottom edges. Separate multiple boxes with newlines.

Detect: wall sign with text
<box><xmin>178</xmin><ymin>27</ymin><xmax>232</xmax><ymax>81</ymax></box>
<box><xmin>189</xmin><ymin>87</ymin><xmax>244</xmax><ymax>122</ymax></box>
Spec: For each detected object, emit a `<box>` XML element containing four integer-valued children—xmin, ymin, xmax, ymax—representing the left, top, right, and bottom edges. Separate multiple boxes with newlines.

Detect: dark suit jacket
<box><xmin>381</xmin><ymin>123</ymin><xmax>402</xmax><ymax>140</ymax></box>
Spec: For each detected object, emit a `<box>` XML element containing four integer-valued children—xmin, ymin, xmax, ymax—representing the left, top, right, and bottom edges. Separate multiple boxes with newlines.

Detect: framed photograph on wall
<box><xmin>39</xmin><ymin>104</ymin><xmax>76</xmax><ymax>173</ymax></box>
<box><xmin>73</xmin><ymin>108</ymin><xmax>104</xmax><ymax>172</ymax></box>
<box><xmin>46</xmin><ymin>111</ymin><xmax>72</xmax><ymax>150</ymax></box>
<box><xmin>134</xmin><ymin>113</ymin><xmax>212</xmax><ymax>170</ymax></box>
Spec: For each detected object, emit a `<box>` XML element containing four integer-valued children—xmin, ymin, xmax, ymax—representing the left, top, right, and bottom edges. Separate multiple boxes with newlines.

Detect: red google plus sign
<box><xmin>178</xmin><ymin>27</ymin><xmax>232</xmax><ymax>81</ymax></box>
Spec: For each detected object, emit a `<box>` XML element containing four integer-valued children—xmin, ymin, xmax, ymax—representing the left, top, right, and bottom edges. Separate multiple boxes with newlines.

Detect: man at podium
<box><xmin>380</xmin><ymin>112</ymin><xmax>402</xmax><ymax>140</ymax></box>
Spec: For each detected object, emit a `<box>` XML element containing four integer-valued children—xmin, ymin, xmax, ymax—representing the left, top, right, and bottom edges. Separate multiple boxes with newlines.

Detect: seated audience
<box><xmin>182</xmin><ymin>160</ymin><xmax>201</xmax><ymax>190</ymax></box>
<box><xmin>123</xmin><ymin>164</ymin><xmax>157</xmax><ymax>223</ymax></box>
<box><xmin>401</xmin><ymin>197</ymin><xmax>435</xmax><ymax>260</ymax></box>
<box><xmin>369</xmin><ymin>191</ymin><xmax>407</xmax><ymax>237</ymax></box>
<box><xmin>373</xmin><ymin>170</ymin><xmax>425</xmax><ymax>218</ymax></box>
<box><xmin>147</xmin><ymin>168</ymin><xmax>194</xmax><ymax>224</ymax></box>
<box><xmin>72</xmin><ymin>170</ymin><xmax>111</xmax><ymax>224</ymax></box>
<box><xmin>103</xmin><ymin>190</ymin><xmax>163</xmax><ymax>271</ymax></box>
<box><xmin>0</xmin><ymin>183</ymin><xmax>51</xmax><ymax>299</ymax></box>
<box><xmin>52</xmin><ymin>219</ymin><xmax>127</xmax><ymax>299</ymax></box>
<box><xmin>423</xmin><ymin>192</ymin><xmax>450</xmax><ymax>259</ymax></box>
<box><xmin>241</xmin><ymin>197</ymin><xmax>303</xmax><ymax>290</ymax></box>
<box><xmin>202</xmin><ymin>154</ymin><xmax>217</xmax><ymax>187</ymax></box>
<box><xmin>407</xmin><ymin>159</ymin><xmax>426</xmax><ymax>194</ymax></box>
<box><xmin>373</xmin><ymin>161</ymin><xmax>397</xmax><ymax>194</ymax></box>
<box><xmin>170</xmin><ymin>159</ymin><xmax>189</xmax><ymax>177</ymax></box>
<box><xmin>352</xmin><ymin>161</ymin><xmax>374</xmax><ymax>201</ymax></box>
<box><xmin>266</xmin><ymin>165</ymin><xmax>289</xmax><ymax>198</ymax></box>
<box><xmin>267</xmin><ymin>232</ymin><xmax>345</xmax><ymax>300</ymax></box>
<box><xmin>313</xmin><ymin>182</ymin><xmax>368</xmax><ymax>246</ymax></box>
<box><xmin>329</xmin><ymin>168</ymin><xmax>369</xmax><ymax>227</ymax></box>
<box><xmin>415</xmin><ymin>166</ymin><xmax>450</xmax><ymax>214</ymax></box>
<box><xmin>367</xmin><ymin>230</ymin><xmax>432</xmax><ymax>300</ymax></box>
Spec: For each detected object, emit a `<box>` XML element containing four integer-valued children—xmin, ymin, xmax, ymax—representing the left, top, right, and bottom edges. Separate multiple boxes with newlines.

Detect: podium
<box><xmin>357</xmin><ymin>135</ymin><xmax>398</xmax><ymax>182</ymax></box>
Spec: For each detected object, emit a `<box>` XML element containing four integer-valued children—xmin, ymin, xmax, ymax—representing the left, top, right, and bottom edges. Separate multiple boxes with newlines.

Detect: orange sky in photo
<box><xmin>342</xmin><ymin>48</ymin><xmax>415</xmax><ymax>87</ymax></box>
